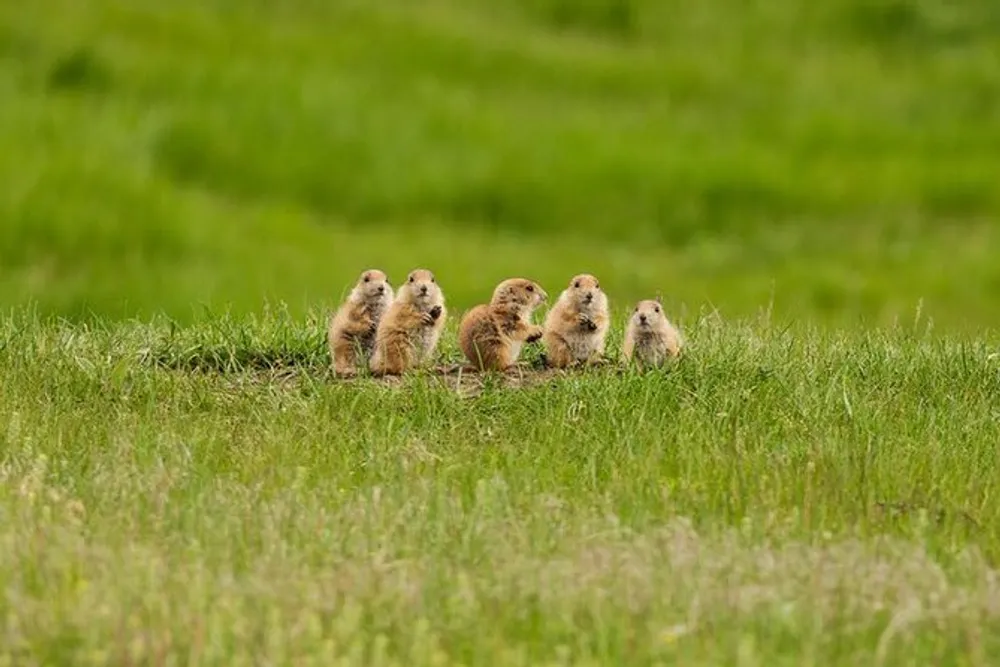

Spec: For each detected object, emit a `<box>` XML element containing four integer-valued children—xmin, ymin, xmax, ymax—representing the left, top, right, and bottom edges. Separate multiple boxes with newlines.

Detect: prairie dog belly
<box><xmin>567</xmin><ymin>332</ymin><xmax>599</xmax><ymax>360</ymax></box>
<box><xmin>634</xmin><ymin>331</ymin><xmax>669</xmax><ymax>364</ymax></box>
<box><xmin>416</xmin><ymin>322</ymin><xmax>441</xmax><ymax>361</ymax></box>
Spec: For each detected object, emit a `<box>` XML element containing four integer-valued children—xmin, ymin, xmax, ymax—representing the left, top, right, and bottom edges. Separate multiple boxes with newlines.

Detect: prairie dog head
<box><xmin>629</xmin><ymin>298</ymin><xmax>671</xmax><ymax>332</ymax></box>
<box><xmin>560</xmin><ymin>273</ymin><xmax>608</xmax><ymax>314</ymax></box>
<box><xmin>349</xmin><ymin>269</ymin><xmax>392</xmax><ymax>306</ymax></box>
<box><xmin>490</xmin><ymin>278</ymin><xmax>547</xmax><ymax>313</ymax></box>
<box><xmin>397</xmin><ymin>268</ymin><xmax>444</xmax><ymax>309</ymax></box>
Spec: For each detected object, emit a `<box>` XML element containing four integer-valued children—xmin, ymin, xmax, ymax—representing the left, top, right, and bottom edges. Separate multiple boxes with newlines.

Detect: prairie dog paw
<box><xmin>422</xmin><ymin>306</ymin><xmax>442</xmax><ymax>326</ymax></box>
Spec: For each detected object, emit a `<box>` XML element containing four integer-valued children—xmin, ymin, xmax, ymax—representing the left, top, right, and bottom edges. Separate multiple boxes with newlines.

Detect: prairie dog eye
<box><xmin>526</xmin><ymin>284</ymin><xmax>534</xmax><ymax>292</ymax></box>
<box><xmin>363</xmin><ymin>275</ymin><xmax>370</xmax><ymax>283</ymax></box>
<box><xmin>409</xmin><ymin>276</ymin><xmax>415</xmax><ymax>283</ymax></box>
<box><xmin>595</xmin><ymin>283</ymin><xmax>600</xmax><ymax>290</ymax></box>
<box><xmin>431</xmin><ymin>276</ymin><xmax>436</xmax><ymax>283</ymax></box>
<box><xmin>655</xmin><ymin>306</ymin><xmax>661</xmax><ymax>313</ymax></box>
<box><xmin>574</xmin><ymin>281</ymin><xmax>581</xmax><ymax>288</ymax></box>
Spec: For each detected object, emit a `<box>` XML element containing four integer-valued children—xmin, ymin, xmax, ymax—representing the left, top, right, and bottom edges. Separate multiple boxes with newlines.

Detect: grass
<box><xmin>2</xmin><ymin>308</ymin><xmax>1000</xmax><ymax>664</ymax></box>
<box><xmin>1</xmin><ymin>0</ymin><xmax>999</xmax><ymax>327</ymax></box>
<box><xmin>3</xmin><ymin>0</ymin><xmax>1000</xmax><ymax>663</ymax></box>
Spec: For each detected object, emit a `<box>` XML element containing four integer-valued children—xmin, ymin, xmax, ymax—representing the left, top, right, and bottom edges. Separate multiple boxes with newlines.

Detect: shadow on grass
<box><xmin>145</xmin><ymin>343</ymin><xmax>322</xmax><ymax>374</ymax></box>
<box><xmin>840</xmin><ymin>0</ymin><xmax>1000</xmax><ymax>48</ymax></box>
<box><xmin>139</xmin><ymin>312</ymin><xmax>330</xmax><ymax>375</ymax></box>
<box><xmin>526</xmin><ymin>0</ymin><xmax>639</xmax><ymax>39</ymax></box>
<box><xmin>46</xmin><ymin>46</ymin><xmax>113</xmax><ymax>94</ymax></box>
<box><xmin>142</xmin><ymin>339</ymin><xmax>679</xmax><ymax>398</ymax></box>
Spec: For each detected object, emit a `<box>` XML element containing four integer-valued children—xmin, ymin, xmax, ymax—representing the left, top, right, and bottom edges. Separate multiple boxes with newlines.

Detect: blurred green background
<box><xmin>2</xmin><ymin>0</ymin><xmax>998</xmax><ymax>329</ymax></box>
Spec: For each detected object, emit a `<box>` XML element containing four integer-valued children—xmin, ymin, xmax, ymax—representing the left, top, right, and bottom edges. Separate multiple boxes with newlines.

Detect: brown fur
<box><xmin>369</xmin><ymin>268</ymin><xmax>447</xmax><ymax>376</ymax></box>
<box><xmin>459</xmin><ymin>278</ymin><xmax>548</xmax><ymax>372</ymax></box>
<box><xmin>622</xmin><ymin>297</ymin><xmax>682</xmax><ymax>368</ymax></box>
<box><xmin>542</xmin><ymin>273</ymin><xmax>610</xmax><ymax>368</ymax></box>
<box><xmin>328</xmin><ymin>269</ymin><xmax>393</xmax><ymax>377</ymax></box>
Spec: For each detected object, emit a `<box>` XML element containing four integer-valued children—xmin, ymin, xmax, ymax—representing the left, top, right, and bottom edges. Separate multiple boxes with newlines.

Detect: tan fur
<box><xmin>541</xmin><ymin>273</ymin><xmax>610</xmax><ymax>368</ymax></box>
<box><xmin>459</xmin><ymin>278</ymin><xmax>548</xmax><ymax>372</ymax></box>
<box><xmin>622</xmin><ymin>298</ymin><xmax>682</xmax><ymax>368</ymax></box>
<box><xmin>369</xmin><ymin>268</ymin><xmax>447</xmax><ymax>376</ymax></box>
<box><xmin>328</xmin><ymin>269</ymin><xmax>394</xmax><ymax>377</ymax></box>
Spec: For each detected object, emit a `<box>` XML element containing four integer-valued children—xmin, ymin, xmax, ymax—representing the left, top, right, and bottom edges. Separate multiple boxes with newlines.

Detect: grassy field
<box><xmin>2</xmin><ymin>311</ymin><xmax>999</xmax><ymax>664</ymax></box>
<box><xmin>2</xmin><ymin>0</ymin><xmax>1000</xmax><ymax>664</ymax></box>
<box><xmin>1</xmin><ymin>0</ymin><xmax>1000</xmax><ymax>327</ymax></box>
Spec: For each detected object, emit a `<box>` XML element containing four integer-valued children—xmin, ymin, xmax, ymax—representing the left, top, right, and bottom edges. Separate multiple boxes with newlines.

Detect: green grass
<box><xmin>1</xmin><ymin>309</ymin><xmax>999</xmax><ymax>664</ymax></box>
<box><xmin>1</xmin><ymin>0</ymin><xmax>999</xmax><ymax>327</ymax></box>
<box><xmin>3</xmin><ymin>0</ymin><xmax>1000</xmax><ymax>663</ymax></box>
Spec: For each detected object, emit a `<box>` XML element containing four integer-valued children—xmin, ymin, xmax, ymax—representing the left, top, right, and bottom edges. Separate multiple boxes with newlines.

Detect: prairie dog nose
<box><xmin>584</xmin><ymin>291</ymin><xmax>593</xmax><ymax>301</ymax></box>
<box><xmin>639</xmin><ymin>314</ymin><xmax>647</xmax><ymax>324</ymax></box>
<box><xmin>377</xmin><ymin>285</ymin><xmax>385</xmax><ymax>294</ymax></box>
<box><xmin>420</xmin><ymin>285</ymin><xmax>428</xmax><ymax>295</ymax></box>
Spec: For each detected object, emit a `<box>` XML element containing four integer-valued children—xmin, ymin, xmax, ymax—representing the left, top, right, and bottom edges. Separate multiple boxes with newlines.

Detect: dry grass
<box><xmin>4</xmin><ymin>462</ymin><xmax>999</xmax><ymax>664</ymax></box>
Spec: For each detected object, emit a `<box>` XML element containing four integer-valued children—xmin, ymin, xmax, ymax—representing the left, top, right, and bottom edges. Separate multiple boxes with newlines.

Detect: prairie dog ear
<box><xmin>655</xmin><ymin>292</ymin><xmax>663</xmax><ymax>304</ymax></box>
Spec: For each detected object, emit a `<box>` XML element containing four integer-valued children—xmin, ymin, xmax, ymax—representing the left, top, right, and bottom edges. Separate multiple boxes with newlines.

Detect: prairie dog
<box><xmin>541</xmin><ymin>273</ymin><xmax>610</xmax><ymax>368</ymax></box>
<box><xmin>459</xmin><ymin>278</ymin><xmax>548</xmax><ymax>372</ymax></box>
<box><xmin>369</xmin><ymin>268</ymin><xmax>447</xmax><ymax>376</ymax></box>
<box><xmin>622</xmin><ymin>298</ymin><xmax>683</xmax><ymax>368</ymax></box>
<box><xmin>327</xmin><ymin>269</ymin><xmax>394</xmax><ymax>377</ymax></box>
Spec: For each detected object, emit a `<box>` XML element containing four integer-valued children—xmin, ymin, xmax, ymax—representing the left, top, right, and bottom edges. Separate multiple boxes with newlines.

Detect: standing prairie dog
<box><xmin>327</xmin><ymin>269</ymin><xmax>394</xmax><ymax>377</ymax></box>
<box><xmin>369</xmin><ymin>268</ymin><xmax>447</xmax><ymax>376</ymax></box>
<box><xmin>622</xmin><ymin>297</ymin><xmax>683</xmax><ymax>368</ymax></box>
<box><xmin>541</xmin><ymin>273</ymin><xmax>610</xmax><ymax>368</ymax></box>
<box><xmin>459</xmin><ymin>278</ymin><xmax>548</xmax><ymax>372</ymax></box>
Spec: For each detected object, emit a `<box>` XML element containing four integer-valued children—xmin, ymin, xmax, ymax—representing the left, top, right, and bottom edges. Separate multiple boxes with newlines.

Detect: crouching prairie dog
<box><xmin>327</xmin><ymin>269</ymin><xmax>394</xmax><ymax>377</ymax></box>
<box><xmin>458</xmin><ymin>278</ymin><xmax>548</xmax><ymax>372</ymax></box>
<box><xmin>369</xmin><ymin>268</ymin><xmax>447</xmax><ymax>376</ymax></box>
<box><xmin>622</xmin><ymin>297</ymin><xmax>683</xmax><ymax>368</ymax></box>
<box><xmin>541</xmin><ymin>273</ymin><xmax>610</xmax><ymax>368</ymax></box>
